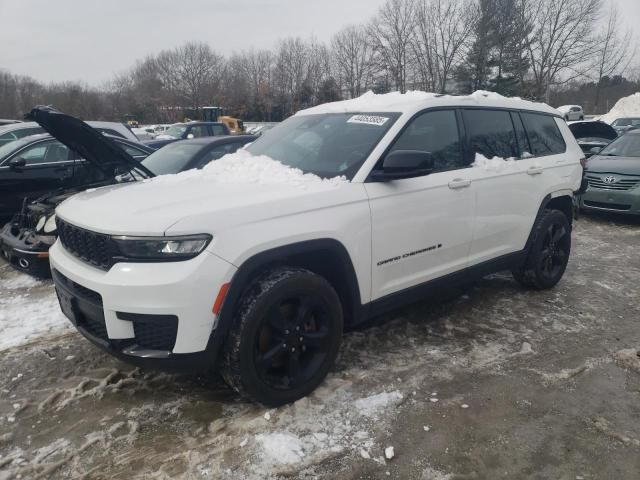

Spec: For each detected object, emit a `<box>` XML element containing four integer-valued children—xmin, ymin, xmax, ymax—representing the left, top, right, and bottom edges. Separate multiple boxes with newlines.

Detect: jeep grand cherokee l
<box><xmin>48</xmin><ymin>91</ymin><xmax>583</xmax><ymax>406</ymax></box>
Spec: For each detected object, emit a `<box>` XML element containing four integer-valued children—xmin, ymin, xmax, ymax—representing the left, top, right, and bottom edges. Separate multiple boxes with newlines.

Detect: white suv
<box><xmin>49</xmin><ymin>92</ymin><xmax>583</xmax><ymax>406</ymax></box>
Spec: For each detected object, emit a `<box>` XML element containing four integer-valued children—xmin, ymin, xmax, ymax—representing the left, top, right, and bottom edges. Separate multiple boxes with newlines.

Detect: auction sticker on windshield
<box><xmin>347</xmin><ymin>115</ymin><xmax>390</xmax><ymax>126</ymax></box>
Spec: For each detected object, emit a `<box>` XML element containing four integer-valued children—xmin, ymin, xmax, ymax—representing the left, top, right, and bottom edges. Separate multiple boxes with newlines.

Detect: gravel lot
<box><xmin>1</xmin><ymin>213</ymin><xmax>639</xmax><ymax>479</ymax></box>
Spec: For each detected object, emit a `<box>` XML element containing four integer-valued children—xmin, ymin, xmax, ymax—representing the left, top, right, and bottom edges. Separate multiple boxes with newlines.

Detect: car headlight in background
<box><xmin>35</xmin><ymin>216</ymin><xmax>46</xmax><ymax>232</ymax></box>
<box><xmin>112</xmin><ymin>234</ymin><xmax>212</xmax><ymax>261</ymax></box>
<box><xmin>43</xmin><ymin>214</ymin><xmax>57</xmax><ymax>233</ymax></box>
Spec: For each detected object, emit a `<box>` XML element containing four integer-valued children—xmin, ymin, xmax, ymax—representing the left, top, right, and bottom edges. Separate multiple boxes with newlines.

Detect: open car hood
<box><xmin>25</xmin><ymin>106</ymin><xmax>155</xmax><ymax>179</ymax></box>
<box><xmin>568</xmin><ymin>121</ymin><xmax>617</xmax><ymax>141</ymax></box>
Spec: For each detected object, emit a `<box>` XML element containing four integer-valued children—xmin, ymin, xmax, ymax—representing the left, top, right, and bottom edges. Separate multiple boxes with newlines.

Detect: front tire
<box><xmin>221</xmin><ymin>267</ymin><xmax>343</xmax><ymax>407</ymax></box>
<box><xmin>512</xmin><ymin>209</ymin><xmax>571</xmax><ymax>290</ymax></box>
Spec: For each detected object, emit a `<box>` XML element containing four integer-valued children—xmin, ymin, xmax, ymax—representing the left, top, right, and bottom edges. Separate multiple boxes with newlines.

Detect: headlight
<box><xmin>35</xmin><ymin>216</ymin><xmax>46</xmax><ymax>232</ymax></box>
<box><xmin>43</xmin><ymin>214</ymin><xmax>57</xmax><ymax>233</ymax></box>
<box><xmin>112</xmin><ymin>234</ymin><xmax>212</xmax><ymax>261</ymax></box>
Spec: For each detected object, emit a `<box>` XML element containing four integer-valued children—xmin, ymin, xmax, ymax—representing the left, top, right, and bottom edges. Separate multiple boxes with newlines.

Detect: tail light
<box><xmin>580</xmin><ymin>157</ymin><xmax>587</xmax><ymax>169</ymax></box>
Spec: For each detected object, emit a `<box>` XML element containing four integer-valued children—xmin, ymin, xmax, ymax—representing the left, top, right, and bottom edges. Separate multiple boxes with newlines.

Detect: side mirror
<box><xmin>9</xmin><ymin>158</ymin><xmax>26</xmax><ymax>169</ymax></box>
<box><xmin>589</xmin><ymin>146</ymin><xmax>602</xmax><ymax>155</ymax></box>
<box><xmin>186</xmin><ymin>133</ymin><xmax>195</xmax><ymax>139</ymax></box>
<box><xmin>370</xmin><ymin>150</ymin><xmax>434</xmax><ymax>181</ymax></box>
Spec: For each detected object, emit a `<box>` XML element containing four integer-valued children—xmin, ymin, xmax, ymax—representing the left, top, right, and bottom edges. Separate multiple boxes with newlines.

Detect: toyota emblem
<box><xmin>603</xmin><ymin>176</ymin><xmax>616</xmax><ymax>184</ymax></box>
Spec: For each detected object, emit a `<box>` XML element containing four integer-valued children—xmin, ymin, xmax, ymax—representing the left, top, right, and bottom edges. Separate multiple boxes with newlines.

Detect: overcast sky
<box><xmin>0</xmin><ymin>0</ymin><xmax>638</xmax><ymax>85</ymax></box>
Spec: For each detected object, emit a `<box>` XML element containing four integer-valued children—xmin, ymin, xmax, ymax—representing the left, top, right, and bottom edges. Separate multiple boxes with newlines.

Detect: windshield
<box><xmin>0</xmin><ymin>137</ymin><xmax>34</xmax><ymax>163</ymax></box>
<box><xmin>141</xmin><ymin>142</ymin><xmax>203</xmax><ymax>175</ymax></box>
<box><xmin>246</xmin><ymin>113</ymin><xmax>400</xmax><ymax>179</ymax></box>
<box><xmin>164</xmin><ymin>124</ymin><xmax>187</xmax><ymax>138</ymax></box>
<box><xmin>599</xmin><ymin>133</ymin><xmax>640</xmax><ymax>158</ymax></box>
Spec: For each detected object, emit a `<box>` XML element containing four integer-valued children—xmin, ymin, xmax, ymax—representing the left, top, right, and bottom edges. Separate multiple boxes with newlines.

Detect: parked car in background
<box><xmin>610</xmin><ymin>117</ymin><xmax>640</xmax><ymax>136</ymax></box>
<box><xmin>0</xmin><ymin>119</ymin><xmax>22</xmax><ymax>126</ymax></box>
<box><xmin>139</xmin><ymin>135</ymin><xmax>256</xmax><ymax>176</ymax></box>
<box><xmin>0</xmin><ymin>120</ymin><xmax>140</xmax><ymax>147</ymax></box>
<box><xmin>0</xmin><ymin>106</ymin><xmax>157</xmax><ymax>277</ymax></box>
<box><xmin>580</xmin><ymin>129</ymin><xmax>640</xmax><ymax>216</ymax></box>
<box><xmin>48</xmin><ymin>92</ymin><xmax>582</xmax><ymax>406</ymax></box>
<box><xmin>0</xmin><ymin>133</ymin><xmax>153</xmax><ymax>222</ymax></box>
<box><xmin>144</xmin><ymin>122</ymin><xmax>230</xmax><ymax>149</ymax></box>
<box><xmin>568</xmin><ymin>121</ymin><xmax>617</xmax><ymax>157</ymax></box>
<box><xmin>558</xmin><ymin>105</ymin><xmax>584</xmax><ymax>121</ymax></box>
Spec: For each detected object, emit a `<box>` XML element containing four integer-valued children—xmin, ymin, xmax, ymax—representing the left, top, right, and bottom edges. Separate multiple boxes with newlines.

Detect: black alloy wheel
<box><xmin>222</xmin><ymin>267</ymin><xmax>343</xmax><ymax>406</ymax></box>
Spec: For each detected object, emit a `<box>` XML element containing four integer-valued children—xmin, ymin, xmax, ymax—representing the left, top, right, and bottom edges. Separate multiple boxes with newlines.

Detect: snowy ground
<box><xmin>1</xmin><ymin>213</ymin><xmax>640</xmax><ymax>479</ymax></box>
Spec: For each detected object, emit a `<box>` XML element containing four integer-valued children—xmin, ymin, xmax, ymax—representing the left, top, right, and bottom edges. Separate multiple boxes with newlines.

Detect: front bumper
<box><xmin>50</xmin><ymin>241</ymin><xmax>237</xmax><ymax>370</ymax></box>
<box><xmin>579</xmin><ymin>186</ymin><xmax>640</xmax><ymax>215</ymax></box>
<box><xmin>0</xmin><ymin>222</ymin><xmax>53</xmax><ymax>277</ymax></box>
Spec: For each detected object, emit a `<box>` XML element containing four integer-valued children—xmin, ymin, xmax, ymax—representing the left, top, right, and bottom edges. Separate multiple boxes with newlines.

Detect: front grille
<box><xmin>52</xmin><ymin>269</ymin><xmax>108</xmax><ymax>341</ymax></box>
<box><xmin>586</xmin><ymin>175</ymin><xmax>640</xmax><ymax>191</ymax></box>
<box><xmin>117</xmin><ymin>313</ymin><xmax>178</xmax><ymax>351</ymax></box>
<box><xmin>52</xmin><ymin>269</ymin><xmax>103</xmax><ymax>306</ymax></box>
<box><xmin>583</xmin><ymin>200</ymin><xmax>631</xmax><ymax>211</ymax></box>
<box><xmin>56</xmin><ymin>218</ymin><xmax>115</xmax><ymax>270</ymax></box>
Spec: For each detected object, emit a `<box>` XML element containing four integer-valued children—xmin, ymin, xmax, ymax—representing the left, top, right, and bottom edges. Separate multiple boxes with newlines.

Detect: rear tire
<box><xmin>512</xmin><ymin>209</ymin><xmax>571</xmax><ymax>290</ymax></box>
<box><xmin>221</xmin><ymin>267</ymin><xmax>343</xmax><ymax>407</ymax></box>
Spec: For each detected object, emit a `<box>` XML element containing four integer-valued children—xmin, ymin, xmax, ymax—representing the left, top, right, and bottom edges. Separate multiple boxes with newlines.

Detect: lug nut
<box><xmin>291</xmin><ymin>347</ymin><xmax>296</xmax><ymax>352</ymax></box>
<box><xmin>299</xmin><ymin>337</ymin><xmax>303</xmax><ymax>342</ymax></box>
<box><xmin>285</xmin><ymin>329</ymin><xmax>290</xmax><ymax>334</ymax></box>
<box><xmin>282</xmin><ymin>343</ymin><xmax>287</xmax><ymax>348</ymax></box>
<box><xmin>296</xmin><ymin>326</ymin><xmax>300</xmax><ymax>331</ymax></box>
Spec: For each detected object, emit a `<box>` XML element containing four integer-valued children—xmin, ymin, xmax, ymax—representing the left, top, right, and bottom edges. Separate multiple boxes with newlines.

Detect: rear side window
<box><xmin>14</xmin><ymin>127</ymin><xmax>44</xmax><ymax>139</ymax></box>
<box><xmin>389</xmin><ymin>109</ymin><xmax>465</xmax><ymax>173</ymax></box>
<box><xmin>521</xmin><ymin>113</ymin><xmax>566</xmax><ymax>156</ymax></box>
<box><xmin>463</xmin><ymin>109</ymin><xmax>518</xmax><ymax>159</ymax></box>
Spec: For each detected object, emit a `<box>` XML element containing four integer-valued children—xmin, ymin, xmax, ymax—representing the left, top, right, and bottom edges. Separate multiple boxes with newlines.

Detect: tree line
<box><xmin>0</xmin><ymin>0</ymin><xmax>637</xmax><ymax>123</ymax></box>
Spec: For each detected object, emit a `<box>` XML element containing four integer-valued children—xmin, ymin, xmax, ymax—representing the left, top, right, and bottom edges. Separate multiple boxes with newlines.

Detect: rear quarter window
<box><xmin>521</xmin><ymin>113</ymin><xmax>566</xmax><ymax>156</ymax></box>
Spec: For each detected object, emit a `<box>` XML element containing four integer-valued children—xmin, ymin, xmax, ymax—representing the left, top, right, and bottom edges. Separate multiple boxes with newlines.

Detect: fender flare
<box><xmin>206</xmin><ymin>238</ymin><xmax>362</xmax><ymax>364</ymax></box>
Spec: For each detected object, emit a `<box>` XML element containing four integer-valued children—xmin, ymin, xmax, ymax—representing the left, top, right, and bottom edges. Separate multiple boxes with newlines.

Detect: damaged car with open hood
<box><xmin>0</xmin><ymin>106</ymin><xmax>156</xmax><ymax>277</ymax></box>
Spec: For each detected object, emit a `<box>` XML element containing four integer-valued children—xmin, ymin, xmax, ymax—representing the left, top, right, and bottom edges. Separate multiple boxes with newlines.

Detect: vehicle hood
<box><xmin>586</xmin><ymin>156</ymin><xmax>640</xmax><ymax>175</ymax></box>
<box><xmin>25</xmin><ymin>106</ymin><xmax>155</xmax><ymax>179</ymax></box>
<box><xmin>568</xmin><ymin>121</ymin><xmax>617</xmax><ymax>141</ymax></box>
<box><xmin>55</xmin><ymin>176</ymin><xmax>359</xmax><ymax>236</ymax></box>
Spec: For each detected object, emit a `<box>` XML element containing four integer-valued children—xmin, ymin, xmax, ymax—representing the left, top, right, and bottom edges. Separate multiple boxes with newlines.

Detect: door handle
<box><xmin>448</xmin><ymin>178</ymin><xmax>471</xmax><ymax>190</ymax></box>
<box><xmin>527</xmin><ymin>166</ymin><xmax>544</xmax><ymax>176</ymax></box>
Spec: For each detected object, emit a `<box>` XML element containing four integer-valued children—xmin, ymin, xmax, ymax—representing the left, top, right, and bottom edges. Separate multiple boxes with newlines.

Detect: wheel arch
<box><xmin>215</xmin><ymin>239</ymin><xmax>363</xmax><ymax>344</ymax></box>
<box><xmin>524</xmin><ymin>192</ymin><xmax>574</xmax><ymax>253</ymax></box>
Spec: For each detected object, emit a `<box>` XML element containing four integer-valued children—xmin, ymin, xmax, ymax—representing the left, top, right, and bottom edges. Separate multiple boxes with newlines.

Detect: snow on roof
<box><xmin>597</xmin><ymin>92</ymin><xmax>640</xmax><ymax>124</ymax></box>
<box><xmin>297</xmin><ymin>90</ymin><xmax>560</xmax><ymax>117</ymax></box>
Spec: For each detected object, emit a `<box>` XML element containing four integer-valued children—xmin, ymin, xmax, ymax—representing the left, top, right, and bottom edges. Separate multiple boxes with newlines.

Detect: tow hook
<box><xmin>18</xmin><ymin>258</ymin><xmax>30</xmax><ymax>269</ymax></box>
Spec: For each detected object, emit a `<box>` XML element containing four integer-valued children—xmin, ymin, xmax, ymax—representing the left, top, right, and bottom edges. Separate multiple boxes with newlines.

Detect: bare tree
<box><xmin>413</xmin><ymin>0</ymin><xmax>475</xmax><ymax>93</ymax></box>
<box><xmin>368</xmin><ymin>0</ymin><xmax>416</xmax><ymax>93</ymax></box>
<box><xmin>175</xmin><ymin>42</ymin><xmax>226</xmax><ymax>111</ymax></box>
<box><xmin>273</xmin><ymin>37</ymin><xmax>309</xmax><ymax>115</ymax></box>
<box><xmin>592</xmin><ymin>4</ymin><xmax>635</xmax><ymax>112</ymax></box>
<box><xmin>524</xmin><ymin>0</ymin><xmax>603</xmax><ymax>100</ymax></box>
<box><xmin>331</xmin><ymin>25</ymin><xmax>375</xmax><ymax>98</ymax></box>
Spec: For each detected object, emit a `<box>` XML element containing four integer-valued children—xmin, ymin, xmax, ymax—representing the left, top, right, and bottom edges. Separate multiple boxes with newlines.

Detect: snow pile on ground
<box><xmin>472</xmin><ymin>152</ymin><xmax>517</xmax><ymax>172</ymax></box>
<box><xmin>598</xmin><ymin>92</ymin><xmax>640</xmax><ymax>124</ymax></box>
<box><xmin>148</xmin><ymin>149</ymin><xmax>347</xmax><ymax>187</ymax></box>
<box><xmin>0</xmin><ymin>269</ymin><xmax>70</xmax><ymax>351</ymax></box>
<box><xmin>255</xmin><ymin>432</ymin><xmax>305</xmax><ymax>465</ymax></box>
<box><xmin>355</xmin><ymin>390</ymin><xmax>403</xmax><ymax>418</ymax></box>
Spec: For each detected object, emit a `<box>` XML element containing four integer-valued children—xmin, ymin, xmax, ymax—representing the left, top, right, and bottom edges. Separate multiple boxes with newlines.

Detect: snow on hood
<box><xmin>297</xmin><ymin>89</ymin><xmax>559</xmax><ymax>117</ymax></box>
<box><xmin>598</xmin><ymin>92</ymin><xmax>640</xmax><ymax>124</ymax></box>
<box><xmin>146</xmin><ymin>148</ymin><xmax>346</xmax><ymax>187</ymax></box>
<box><xmin>55</xmin><ymin>150</ymin><xmax>349</xmax><ymax>236</ymax></box>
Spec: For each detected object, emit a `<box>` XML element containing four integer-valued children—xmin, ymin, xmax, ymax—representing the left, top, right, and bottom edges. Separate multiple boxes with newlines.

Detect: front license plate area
<box><xmin>56</xmin><ymin>288</ymin><xmax>77</xmax><ymax>325</ymax></box>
